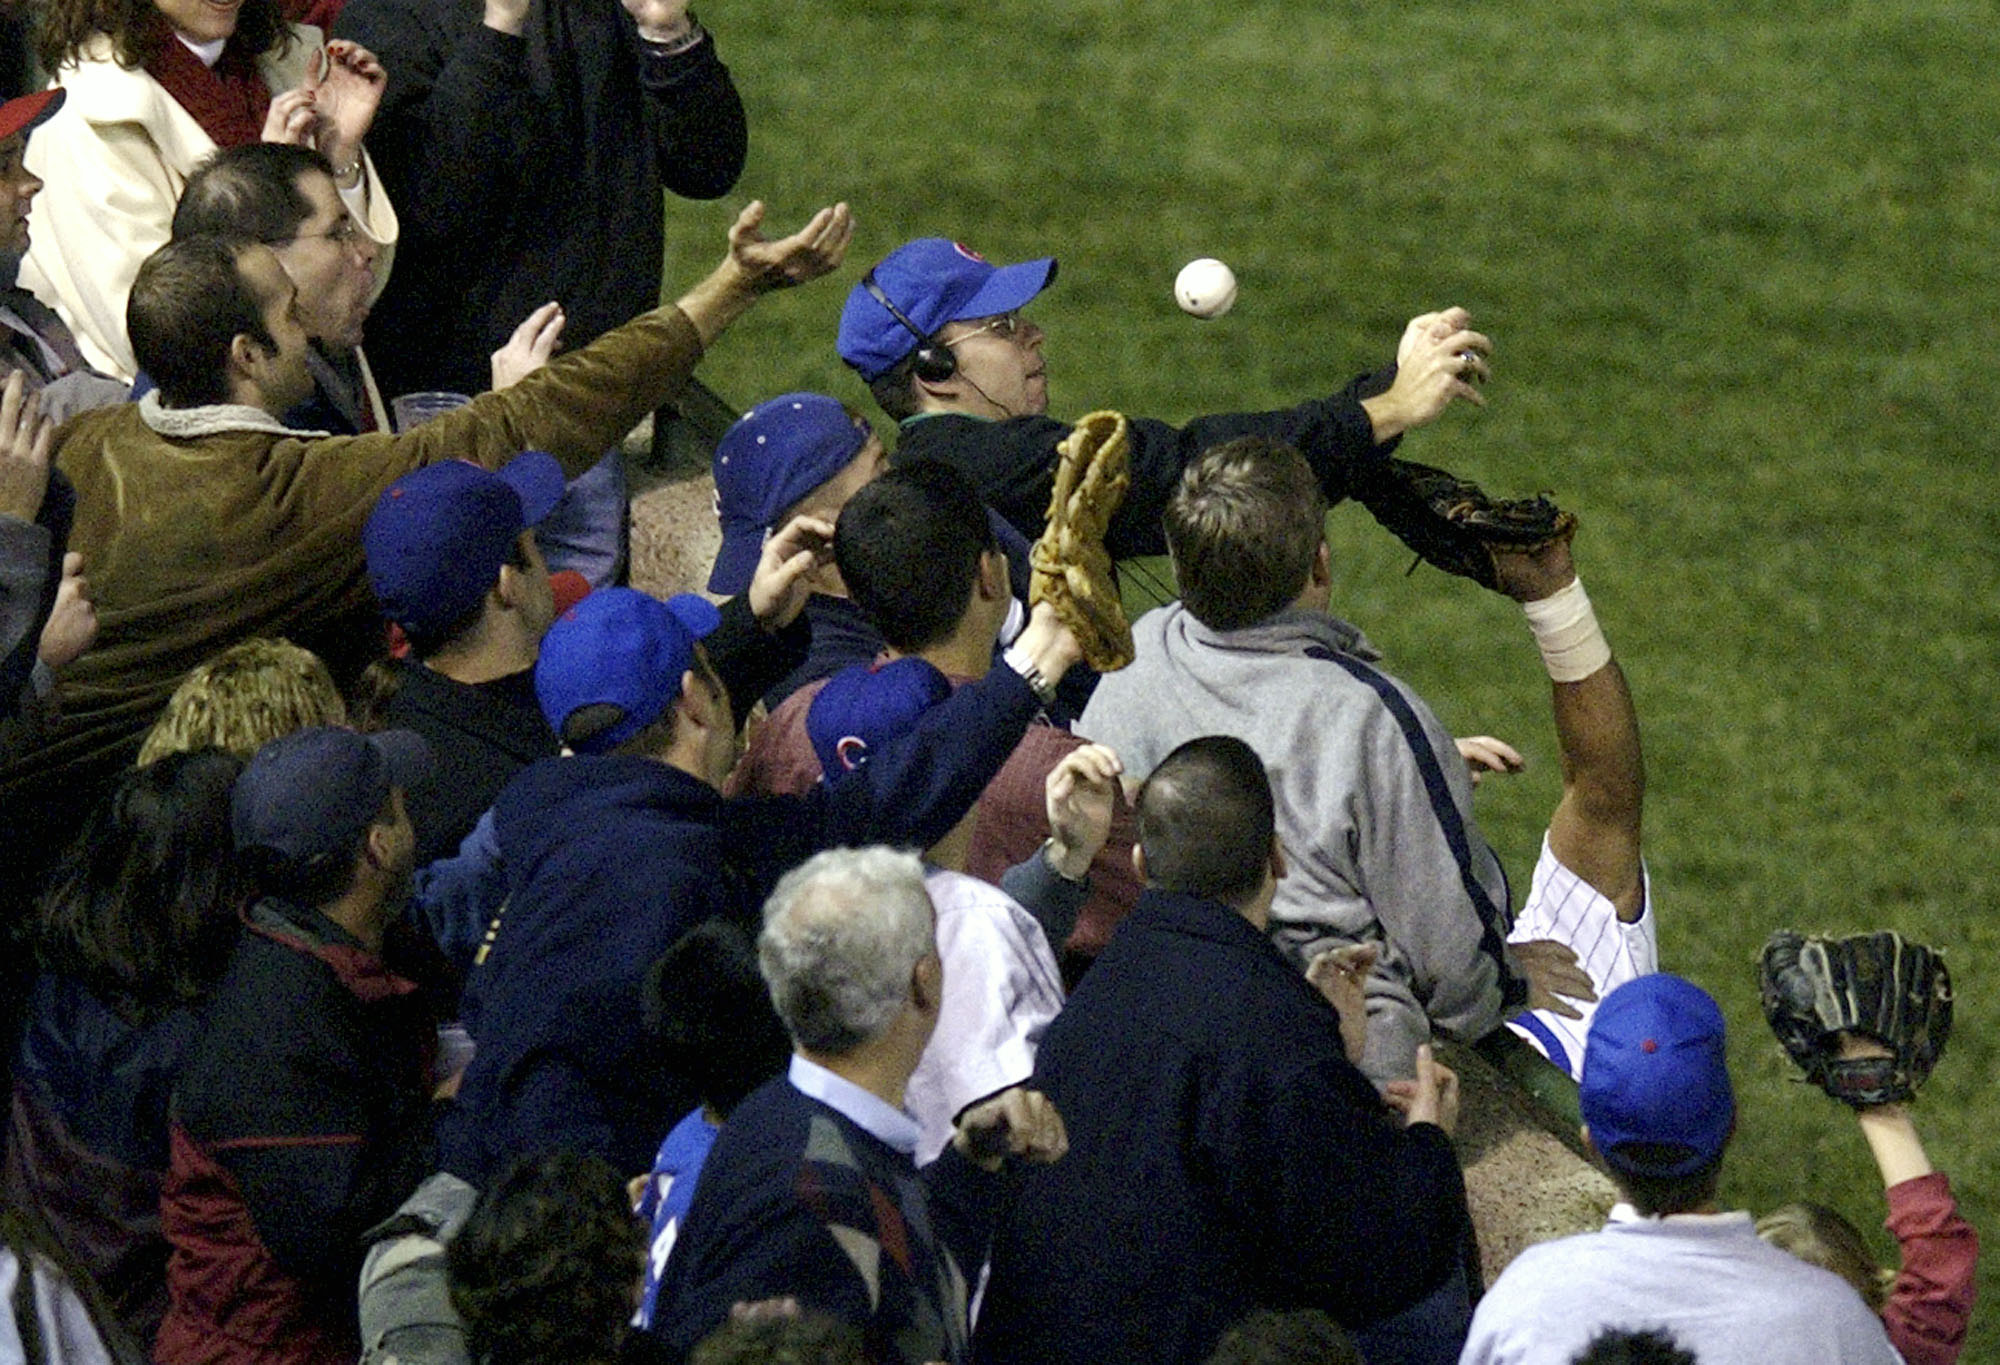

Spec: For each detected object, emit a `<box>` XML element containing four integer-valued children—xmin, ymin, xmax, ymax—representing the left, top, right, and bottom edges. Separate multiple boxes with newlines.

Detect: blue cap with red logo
<box><xmin>709</xmin><ymin>394</ymin><xmax>872</xmax><ymax>597</ymax></box>
<box><xmin>1580</xmin><ymin>973</ymin><xmax>1737</xmax><ymax>1177</ymax></box>
<box><xmin>533</xmin><ymin>587</ymin><xmax>722</xmax><ymax>754</ymax></box>
<box><xmin>838</xmin><ymin>238</ymin><xmax>1056</xmax><ymax>382</ymax></box>
<box><xmin>805</xmin><ymin>657</ymin><xmax>953</xmax><ymax>777</ymax></box>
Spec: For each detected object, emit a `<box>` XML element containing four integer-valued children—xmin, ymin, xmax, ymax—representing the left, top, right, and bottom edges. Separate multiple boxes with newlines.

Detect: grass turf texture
<box><xmin>659</xmin><ymin>0</ymin><xmax>2000</xmax><ymax>1337</ymax></box>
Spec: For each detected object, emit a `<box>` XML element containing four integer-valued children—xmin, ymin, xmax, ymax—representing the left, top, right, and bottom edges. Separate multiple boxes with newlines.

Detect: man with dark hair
<box><xmin>362</xmin><ymin>451</ymin><xmax>566</xmax><ymax>867</ymax></box>
<box><xmin>158</xmin><ymin>726</ymin><xmax>439</xmax><ymax>1365</ymax></box>
<box><xmin>837</xmin><ymin>236</ymin><xmax>1488</xmax><ymax>564</ymax></box>
<box><xmin>977</xmin><ymin>734</ymin><xmax>1476</xmax><ymax>1365</ymax></box>
<box><xmin>437</xmin><ymin>563</ymin><xmax>1087</xmax><ymax>1187</ymax></box>
<box><xmin>1567</xmin><ymin>1330</ymin><xmax>1698</xmax><ymax>1365</ymax></box>
<box><xmin>1</xmin><ymin>201</ymin><xmax>850</xmax><ymax>860</ymax></box>
<box><xmin>1079</xmin><ymin>437</ymin><xmax>1589</xmax><ymax>1082</ymax></box>
<box><xmin>1459</xmin><ymin>974</ymin><xmax>1901</xmax><ymax>1365</ymax></box>
<box><xmin>171</xmin><ymin>142</ymin><xmax>390</xmax><ymax>433</ymax></box>
<box><xmin>729</xmin><ymin>461</ymin><xmax>1142</xmax><ymax>964</ymax></box>
<box><xmin>654</xmin><ymin>847</ymin><xmax>1070</xmax><ymax>1365</ymax></box>
<box><xmin>445</xmin><ymin>1152</ymin><xmax>642</xmax><ymax>1365</ymax></box>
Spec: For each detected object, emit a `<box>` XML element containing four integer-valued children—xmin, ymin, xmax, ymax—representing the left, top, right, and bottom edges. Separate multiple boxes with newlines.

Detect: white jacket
<box><xmin>20</xmin><ymin>26</ymin><xmax>398</xmax><ymax>381</ymax></box>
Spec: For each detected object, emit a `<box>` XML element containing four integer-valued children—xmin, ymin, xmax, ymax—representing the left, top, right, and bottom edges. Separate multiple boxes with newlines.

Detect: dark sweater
<box><xmin>649</xmin><ymin>1077</ymin><xmax>1000</xmax><ymax>1365</ymax></box>
<box><xmin>436</xmin><ymin>661</ymin><xmax>1043</xmax><ymax>1183</ymax></box>
<box><xmin>335</xmin><ymin>0</ymin><xmax>747</xmax><ymax>396</ymax></box>
<box><xmin>975</xmin><ymin>888</ymin><xmax>1473</xmax><ymax>1365</ymax></box>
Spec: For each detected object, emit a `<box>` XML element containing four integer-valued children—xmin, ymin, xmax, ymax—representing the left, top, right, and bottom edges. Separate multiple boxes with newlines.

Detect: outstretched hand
<box><xmin>726</xmin><ymin>200</ymin><xmax>854</xmax><ymax>294</ymax></box>
<box><xmin>1456</xmin><ymin>735</ymin><xmax>1525</xmax><ymax>787</ymax></box>
<box><xmin>1365</xmin><ymin>305</ymin><xmax>1491</xmax><ymax>441</ymax></box>
<box><xmin>490</xmin><ymin>302</ymin><xmax>566</xmax><ymax>390</ymax></box>
<box><xmin>38</xmin><ymin>552</ymin><xmax>96</xmax><ymax>671</ymax></box>
<box><xmin>304</xmin><ymin>41</ymin><xmax>387</xmax><ymax>171</ymax></box>
<box><xmin>1044</xmin><ymin>742</ymin><xmax>1122</xmax><ymax>879</ymax></box>
<box><xmin>1383</xmin><ymin>1044</ymin><xmax>1461</xmax><ymax>1135</ymax></box>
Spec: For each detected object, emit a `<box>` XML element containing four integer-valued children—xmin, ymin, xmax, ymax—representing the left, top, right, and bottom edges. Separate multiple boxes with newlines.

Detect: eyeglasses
<box><xmin>264</xmin><ymin>216</ymin><xmax>365</xmax><ymax>249</ymax></box>
<box><xmin>946</xmin><ymin>311</ymin><xmax>1028</xmax><ymax>346</ymax></box>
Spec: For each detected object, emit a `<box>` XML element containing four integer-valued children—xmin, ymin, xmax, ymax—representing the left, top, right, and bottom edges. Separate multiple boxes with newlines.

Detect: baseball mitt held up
<box><xmin>1357</xmin><ymin>458</ymin><xmax>1576</xmax><ymax>590</ymax></box>
<box><xmin>1030</xmin><ymin>410</ymin><xmax>1134</xmax><ymax>673</ymax></box>
<box><xmin>1759</xmin><ymin>929</ymin><xmax>1953</xmax><ymax>1108</ymax></box>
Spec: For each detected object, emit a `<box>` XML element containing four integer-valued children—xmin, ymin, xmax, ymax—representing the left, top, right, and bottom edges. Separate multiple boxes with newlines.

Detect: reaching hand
<box><xmin>1490</xmin><ymin>534</ymin><xmax>1580</xmax><ymax>604</ymax></box>
<box><xmin>725</xmin><ymin>200</ymin><xmax>854</xmax><ymax>294</ymax></box>
<box><xmin>489</xmin><ymin>302</ymin><xmax>566</xmax><ymax>391</ymax></box>
<box><xmin>260</xmin><ymin>86</ymin><xmax>319</xmax><ymax>147</ymax></box>
<box><xmin>1456</xmin><ymin>735</ymin><xmax>1525</xmax><ymax>788</ymax></box>
<box><xmin>1509</xmin><ymin>938</ymin><xmax>1598</xmax><ymax>1020</ymax></box>
<box><xmin>952</xmin><ymin>1086</ymin><xmax>1068</xmax><ymax>1172</ymax></box>
<box><xmin>37</xmin><ymin>552</ymin><xmax>96</xmax><ymax>671</ymax></box>
<box><xmin>1306</xmin><ymin>941</ymin><xmax>1379</xmax><ymax>1065</ymax></box>
<box><xmin>0</xmin><ymin>372</ymin><xmax>53</xmax><ymax>524</ymax></box>
<box><xmin>304</xmin><ymin>41</ymin><xmax>387</xmax><ymax>170</ymax></box>
<box><xmin>745</xmin><ymin>514</ymin><xmax>835</xmax><ymax>629</ymax></box>
<box><xmin>1044</xmin><ymin>742</ymin><xmax>1121</xmax><ymax>879</ymax></box>
<box><xmin>1365</xmin><ymin>305</ymin><xmax>1491</xmax><ymax>441</ymax></box>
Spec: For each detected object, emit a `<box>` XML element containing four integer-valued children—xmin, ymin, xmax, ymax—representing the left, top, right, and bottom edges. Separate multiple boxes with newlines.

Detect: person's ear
<box><xmin>493</xmin><ymin>563</ymin><xmax>522</xmax><ymax>611</ymax></box>
<box><xmin>228</xmin><ymin>331</ymin><xmax>268</xmax><ymax>380</ymax></box>
<box><xmin>363</xmin><ymin>817</ymin><xmax>398</xmax><ymax>871</ymax></box>
<box><xmin>675</xmin><ymin>668</ymin><xmax>716</xmax><ymax>729</ymax></box>
<box><xmin>976</xmin><ymin>548</ymin><xmax>1008</xmax><ymax>601</ymax></box>
<box><xmin>912</xmin><ymin>953</ymin><xmax>943</xmax><ymax>1015</ymax></box>
<box><xmin>1310</xmin><ymin>540</ymin><xmax>1333</xmax><ymax>592</ymax></box>
<box><xmin>1131</xmin><ymin>842</ymin><xmax>1149</xmax><ymax>885</ymax></box>
<box><xmin>1268</xmin><ymin>835</ymin><xmax>1288</xmax><ymax>884</ymax></box>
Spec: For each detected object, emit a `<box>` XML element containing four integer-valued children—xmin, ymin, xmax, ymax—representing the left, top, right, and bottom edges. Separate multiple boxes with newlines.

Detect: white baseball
<box><xmin>1175</xmin><ymin>258</ymin><xmax>1237</xmax><ymax>319</ymax></box>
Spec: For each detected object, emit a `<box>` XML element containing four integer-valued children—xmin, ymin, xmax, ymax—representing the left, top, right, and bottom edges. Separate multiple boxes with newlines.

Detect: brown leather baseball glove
<box><xmin>1030</xmin><ymin>410</ymin><xmax>1134</xmax><ymax>673</ymax></box>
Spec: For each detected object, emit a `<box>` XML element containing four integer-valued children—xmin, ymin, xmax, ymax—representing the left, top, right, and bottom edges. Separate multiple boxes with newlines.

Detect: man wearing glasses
<box><xmin>838</xmin><ymin>236</ymin><xmax>1495</xmax><ymax>565</ymax></box>
<box><xmin>171</xmin><ymin>143</ymin><xmax>393</xmax><ymax>433</ymax></box>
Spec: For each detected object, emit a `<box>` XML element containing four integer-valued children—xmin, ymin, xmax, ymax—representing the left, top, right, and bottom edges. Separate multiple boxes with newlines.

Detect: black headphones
<box><xmin>863</xmin><ymin>270</ymin><xmax>958</xmax><ymax>384</ymax></box>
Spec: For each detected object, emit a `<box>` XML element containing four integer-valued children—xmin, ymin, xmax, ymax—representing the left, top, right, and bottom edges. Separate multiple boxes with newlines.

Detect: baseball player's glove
<box><xmin>1355</xmin><ymin>458</ymin><xmax>1576</xmax><ymax>591</ymax></box>
<box><xmin>1758</xmin><ymin>930</ymin><xmax>1953</xmax><ymax>1108</ymax></box>
<box><xmin>1030</xmin><ymin>410</ymin><xmax>1134</xmax><ymax>672</ymax></box>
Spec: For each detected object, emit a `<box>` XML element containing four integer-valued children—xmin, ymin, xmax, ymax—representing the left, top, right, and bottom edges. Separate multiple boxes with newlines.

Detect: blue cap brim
<box><xmin>707</xmin><ymin>528</ymin><xmax>765</xmax><ymax>597</ymax></box>
<box><xmin>665</xmin><ymin>593</ymin><xmax>722</xmax><ymax>642</ymax></box>
<box><xmin>498</xmin><ymin>451</ymin><xmax>567</xmax><ymax>528</ymax></box>
<box><xmin>951</xmin><ymin>257</ymin><xmax>1057</xmax><ymax>324</ymax></box>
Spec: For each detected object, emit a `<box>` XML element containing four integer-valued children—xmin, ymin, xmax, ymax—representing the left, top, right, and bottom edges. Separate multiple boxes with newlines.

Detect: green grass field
<box><xmin>657</xmin><ymin>0</ymin><xmax>1998</xmax><ymax>1343</ymax></box>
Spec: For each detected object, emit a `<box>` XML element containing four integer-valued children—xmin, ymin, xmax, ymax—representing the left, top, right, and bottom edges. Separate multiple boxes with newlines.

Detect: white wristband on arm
<box><xmin>1521</xmin><ymin>576</ymin><xmax>1611</xmax><ymax>683</ymax></box>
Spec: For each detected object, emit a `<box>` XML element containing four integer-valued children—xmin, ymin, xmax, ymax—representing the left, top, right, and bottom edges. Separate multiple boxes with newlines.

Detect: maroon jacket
<box><xmin>157</xmin><ymin>900</ymin><xmax>434</xmax><ymax>1365</ymax></box>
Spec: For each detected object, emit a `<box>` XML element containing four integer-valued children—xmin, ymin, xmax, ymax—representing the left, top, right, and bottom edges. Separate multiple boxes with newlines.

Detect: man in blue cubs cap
<box><xmin>365</xmin><ymin>451</ymin><xmax>575</xmax><ymax>864</ymax></box>
<box><xmin>709</xmin><ymin>393</ymin><xmax>890</xmax><ymax>709</ymax></box>
<box><xmin>162</xmin><ymin>726</ymin><xmax>439</xmax><ymax>1365</ymax></box>
<box><xmin>839</xmin><ymin>235</ymin><xmax>1495</xmax><ymax>575</ymax></box>
<box><xmin>434</xmin><ymin>567</ymin><xmax>1094</xmax><ymax>1190</ymax></box>
<box><xmin>1461</xmin><ymin>974</ymin><xmax>1903</xmax><ymax>1365</ymax></box>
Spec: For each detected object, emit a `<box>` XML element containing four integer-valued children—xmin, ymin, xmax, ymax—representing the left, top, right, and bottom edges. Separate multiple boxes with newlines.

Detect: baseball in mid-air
<box><xmin>1175</xmin><ymin>257</ymin><xmax>1237</xmax><ymax>319</ymax></box>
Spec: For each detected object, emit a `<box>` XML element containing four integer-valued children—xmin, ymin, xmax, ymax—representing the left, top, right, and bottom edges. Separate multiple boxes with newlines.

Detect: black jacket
<box><xmin>976</xmin><ymin>888</ymin><xmax>1473</xmax><ymax>1365</ymax></box>
<box><xmin>335</xmin><ymin>0</ymin><xmax>747</xmax><ymax>396</ymax></box>
<box><xmin>383</xmin><ymin>662</ymin><xmax>556</xmax><ymax>868</ymax></box>
<box><xmin>891</xmin><ymin>365</ymin><xmax>1397</xmax><ymax>561</ymax></box>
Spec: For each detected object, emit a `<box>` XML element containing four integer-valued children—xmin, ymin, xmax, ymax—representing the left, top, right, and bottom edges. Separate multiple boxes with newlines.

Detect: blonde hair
<box><xmin>138</xmin><ymin>639</ymin><xmax>348</xmax><ymax>765</ymax></box>
<box><xmin>1756</xmin><ymin>1202</ymin><xmax>1893</xmax><ymax>1310</ymax></box>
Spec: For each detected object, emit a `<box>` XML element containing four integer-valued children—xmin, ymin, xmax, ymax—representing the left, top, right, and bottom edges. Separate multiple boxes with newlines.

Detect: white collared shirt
<box><xmin>786</xmin><ymin>1054</ymin><xmax>920</xmax><ymax>1156</ymax></box>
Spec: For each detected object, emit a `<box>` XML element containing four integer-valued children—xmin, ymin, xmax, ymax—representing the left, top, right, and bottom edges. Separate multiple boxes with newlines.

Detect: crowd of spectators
<box><xmin>0</xmin><ymin>7</ymin><xmax>1976</xmax><ymax>1365</ymax></box>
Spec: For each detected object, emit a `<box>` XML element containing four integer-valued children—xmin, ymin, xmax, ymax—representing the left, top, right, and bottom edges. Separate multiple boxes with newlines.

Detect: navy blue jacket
<box><xmin>976</xmin><ymin>888</ymin><xmax>1473</xmax><ymax>1365</ymax></box>
<box><xmin>436</xmin><ymin>663</ymin><xmax>1043</xmax><ymax>1183</ymax></box>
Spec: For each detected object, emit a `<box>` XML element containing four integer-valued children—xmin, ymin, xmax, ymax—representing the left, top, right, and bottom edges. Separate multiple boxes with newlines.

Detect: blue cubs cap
<box><xmin>709</xmin><ymin>394</ymin><xmax>873</xmax><ymax>597</ymax></box>
<box><xmin>838</xmin><ymin>238</ymin><xmax>1057</xmax><ymax>382</ymax></box>
<box><xmin>806</xmin><ymin>657</ymin><xmax>952</xmax><ymax>776</ymax></box>
<box><xmin>1580</xmin><ymin>974</ymin><xmax>1737</xmax><ymax>1177</ymax></box>
<box><xmin>364</xmin><ymin>453</ymin><xmax>567</xmax><ymax>643</ymax></box>
<box><xmin>232</xmin><ymin>726</ymin><xmax>432</xmax><ymax>864</ymax></box>
<box><xmin>534</xmin><ymin>587</ymin><xmax>723</xmax><ymax>754</ymax></box>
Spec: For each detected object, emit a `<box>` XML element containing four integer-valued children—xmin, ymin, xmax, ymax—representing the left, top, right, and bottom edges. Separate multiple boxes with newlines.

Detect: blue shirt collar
<box><xmin>787</xmin><ymin>1054</ymin><xmax>921</xmax><ymax>1155</ymax></box>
